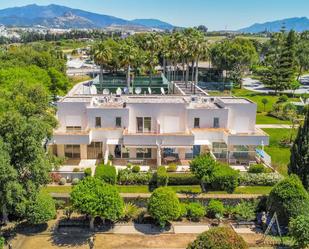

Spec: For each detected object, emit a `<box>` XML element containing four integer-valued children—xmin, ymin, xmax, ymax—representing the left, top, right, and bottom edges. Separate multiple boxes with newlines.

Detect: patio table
<box><xmin>164</xmin><ymin>156</ymin><xmax>176</xmax><ymax>164</ymax></box>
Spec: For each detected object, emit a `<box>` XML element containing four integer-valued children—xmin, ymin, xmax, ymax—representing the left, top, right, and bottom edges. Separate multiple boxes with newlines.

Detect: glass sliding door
<box><xmin>137</xmin><ymin>117</ymin><xmax>143</xmax><ymax>133</ymax></box>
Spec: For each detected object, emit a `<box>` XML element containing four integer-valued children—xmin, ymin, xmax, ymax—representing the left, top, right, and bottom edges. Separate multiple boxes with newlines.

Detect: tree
<box><xmin>187</xmin><ymin>227</ymin><xmax>248</xmax><ymax>249</ymax></box>
<box><xmin>25</xmin><ymin>191</ymin><xmax>56</xmax><ymax>224</ymax></box>
<box><xmin>296</xmin><ymin>31</ymin><xmax>309</xmax><ymax>80</ymax></box>
<box><xmin>261</xmin><ymin>98</ymin><xmax>268</xmax><ymax>112</ymax></box>
<box><xmin>70</xmin><ymin>177</ymin><xmax>124</xmax><ymax>230</ymax></box>
<box><xmin>289</xmin><ymin>215</ymin><xmax>309</xmax><ymax>249</ymax></box>
<box><xmin>289</xmin><ymin>109</ymin><xmax>309</xmax><ymax>190</ymax></box>
<box><xmin>267</xmin><ymin>175</ymin><xmax>309</xmax><ymax>225</ymax></box>
<box><xmin>148</xmin><ymin>187</ymin><xmax>181</xmax><ymax>228</ymax></box>
<box><xmin>290</xmin><ymin>80</ymin><xmax>301</xmax><ymax>98</ymax></box>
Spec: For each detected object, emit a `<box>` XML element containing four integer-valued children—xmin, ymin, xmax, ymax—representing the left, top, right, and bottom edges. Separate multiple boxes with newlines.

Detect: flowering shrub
<box><xmin>239</xmin><ymin>173</ymin><xmax>283</xmax><ymax>186</ymax></box>
<box><xmin>117</xmin><ymin>169</ymin><xmax>152</xmax><ymax>185</ymax></box>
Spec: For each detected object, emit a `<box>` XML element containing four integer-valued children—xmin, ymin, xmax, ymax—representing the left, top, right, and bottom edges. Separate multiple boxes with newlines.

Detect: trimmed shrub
<box><xmin>234</xmin><ymin>201</ymin><xmax>257</xmax><ymax>222</ymax></box>
<box><xmin>0</xmin><ymin>237</ymin><xmax>4</xmax><ymax>249</ymax></box>
<box><xmin>239</xmin><ymin>172</ymin><xmax>283</xmax><ymax>186</ymax></box>
<box><xmin>179</xmin><ymin>203</ymin><xmax>188</xmax><ymax>218</ymax></box>
<box><xmin>209</xmin><ymin>165</ymin><xmax>239</xmax><ymax>193</ymax></box>
<box><xmin>55</xmin><ymin>200</ymin><xmax>66</xmax><ymax>210</ymax></box>
<box><xmin>132</xmin><ymin>165</ymin><xmax>141</xmax><ymax>173</ymax></box>
<box><xmin>267</xmin><ymin>175</ymin><xmax>309</xmax><ymax>225</ymax></box>
<box><xmin>127</xmin><ymin>163</ymin><xmax>133</xmax><ymax>169</ymax></box>
<box><xmin>50</xmin><ymin>172</ymin><xmax>61</xmax><ymax>183</ymax></box>
<box><xmin>186</xmin><ymin>202</ymin><xmax>206</xmax><ymax>221</ymax></box>
<box><xmin>25</xmin><ymin>191</ymin><xmax>56</xmax><ymax>224</ymax></box>
<box><xmin>148</xmin><ymin>187</ymin><xmax>181</xmax><ymax>227</ymax></box>
<box><xmin>117</xmin><ymin>169</ymin><xmax>152</xmax><ymax>185</ymax></box>
<box><xmin>84</xmin><ymin>168</ymin><xmax>92</xmax><ymax>177</ymax></box>
<box><xmin>248</xmin><ymin>164</ymin><xmax>266</xmax><ymax>173</ymax></box>
<box><xmin>73</xmin><ymin>167</ymin><xmax>80</xmax><ymax>172</ymax></box>
<box><xmin>72</xmin><ymin>178</ymin><xmax>80</xmax><ymax>185</ymax></box>
<box><xmin>167</xmin><ymin>173</ymin><xmax>199</xmax><ymax>185</ymax></box>
<box><xmin>95</xmin><ymin>164</ymin><xmax>117</xmax><ymax>184</ymax></box>
<box><xmin>278</xmin><ymin>94</ymin><xmax>288</xmax><ymax>103</ymax></box>
<box><xmin>156</xmin><ymin>166</ymin><xmax>169</xmax><ymax>187</ymax></box>
<box><xmin>187</xmin><ymin>227</ymin><xmax>248</xmax><ymax>249</ymax></box>
<box><xmin>289</xmin><ymin>215</ymin><xmax>309</xmax><ymax>249</ymax></box>
<box><xmin>167</xmin><ymin>163</ymin><xmax>177</xmax><ymax>172</ymax></box>
<box><xmin>206</xmin><ymin>200</ymin><xmax>224</xmax><ymax>218</ymax></box>
<box><xmin>59</xmin><ymin>177</ymin><xmax>66</xmax><ymax>185</ymax></box>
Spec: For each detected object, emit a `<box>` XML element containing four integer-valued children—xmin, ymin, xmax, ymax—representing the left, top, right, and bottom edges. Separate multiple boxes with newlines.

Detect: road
<box><xmin>242</xmin><ymin>76</ymin><xmax>309</xmax><ymax>94</ymax></box>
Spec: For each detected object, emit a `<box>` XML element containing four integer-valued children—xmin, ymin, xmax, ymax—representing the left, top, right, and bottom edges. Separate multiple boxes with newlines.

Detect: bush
<box><xmin>239</xmin><ymin>172</ymin><xmax>283</xmax><ymax>186</ymax></box>
<box><xmin>127</xmin><ymin>163</ymin><xmax>132</xmax><ymax>169</ymax></box>
<box><xmin>50</xmin><ymin>172</ymin><xmax>61</xmax><ymax>183</ymax></box>
<box><xmin>167</xmin><ymin>163</ymin><xmax>177</xmax><ymax>172</ymax></box>
<box><xmin>55</xmin><ymin>200</ymin><xmax>66</xmax><ymax>210</ymax></box>
<box><xmin>73</xmin><ymin>167</ymin><xmax>80</xmax><ymax>172</ymax></box>
<box><xmin>84</xmin><ymin>168</ymin><xmax>92</xmax><ymax>177</ymax></box>
<box><xmin>267</xmin><ymin>175</ymin><xmax>309</xmax><ymax>225</ymax></box>
<box><xmin>156</xmin><ymin>166</ymin><xmax>169</xmax><ymax>187</ymax></box>
<box><xmin>132</xmin><ymin>165</ymin><xmax>141</xmax><ymax>173</ymax></box>
<box><xmin>206</xmin><ymin>200</ymin><xmax>224</xmax><ymax>218</ymax></box>
<box><xmin>26</xmin><ymin>191</ymin><xmax>56</xmax><ymax>224</ymax></box>
<box><xmin>234</xmin><ymin>201</ymin><xmax>257</xmax><ymax>222</ymax></box>
<box><xmin>122</xmin><ymin>202</ymin><xmax>143</xmax><ymax>222</ymax></box>
<box><xmin>118</xmin><ymin>169</ymin><xmax>152</xmax><ymax>185</ymax></box>
<box><xmin>179</xmin><ymin>203</ymin><xmax>188</xmax><ymax>218</ymax></box>
<box><xmin>186</xmin><ymin>202</ymin><xmax>206</xmax><ymax>221</ymax></box>
<box><xmin>209</xmin><ymin>165</ymin><xmax>239</xmax><ymax>193</ymax></box>
<box><xmin>187</xmin><ymin>227</ymin><xmax>248</xmax><ymax>249</ymax></box>
<box><xmin>289</xmin><ymin>215</ymin><xmax>309</xmax><ymax>249</ymax></box>
<box><xmin>148</xmin><ymin>187</ymin><xmax>181</xmax><ymax>227</ymax></box>
<box><xmin>95</xmin><ymin>164</ymin><xmax>117</xmax><ymax>184</ymax></box>
<box><xmin>278</xmin><ymin>94</ymin><xmax>288</xmax><ymax>103</ymax></box>
<box><xmin>59</xmin><ymin>177</ymin><xmax>66</xmax><ymax>185</ymax></box>
<box><xmin>0</xmin><ymin>237</ymin><xmax>4</xmax><ymax>249</ymax></box>
<box><xmin>72</xmin><ymin>178</ymin><xmax>80</xmax><ymax>185</ymax></box>
<box><xmin>167</xmin><ymin>173</ymin><xmax>199</xmax><ymax>185</ymax></box>
<box><xmin>248</xmin><ymin>164</ymin><xmax>266</xmax><ymax>173</ymax></box>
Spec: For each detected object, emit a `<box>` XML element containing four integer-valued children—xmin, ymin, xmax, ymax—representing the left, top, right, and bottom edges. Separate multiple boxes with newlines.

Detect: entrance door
<box><xmin>114</xmin><ymin>145</ymin><xmax>122</xmax><ymax>158</ymax></box>
<box><xmin>193</xmin><ymin>145</ymin><xmax>201</xmax><ymax>158</ymax></box>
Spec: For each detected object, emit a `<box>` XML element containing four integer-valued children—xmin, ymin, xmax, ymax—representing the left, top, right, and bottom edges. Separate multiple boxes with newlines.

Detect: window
<box><xmin>213</xmin><ymin>117</ymin><xmax>220</xmax><ymax>128</ymax></box>
<box><xmin>116</xmin><ymin>117</ymin><xmax>122</xmax><ymax>128</ymax></box>
<box><xmin>136</xmin><ymin>148</ymin><xmax>152</xmax><ymax>159</ymax></box>
<box><xmin>64</xmin><ymin>145</ymin><xmax>80</xmax><ymax>158</ymax></box>
<box><xmin>66</xmin><ymin>126</ymin><xmax>82</xmax><ymax>132</ymax></box>
<box><xmin>95</xmin><ymin>117</ymin><xmax>101</xmax><ymax>128</ymax></box>
<box><xmin>87</xmin><ymin>142</ymin><xmax>102</xmax><ymax>159</ymax></box>
<box><xmin>136</xmin><ymin>117</ymin><xmax>152</xmax><ymax>133</ymax></box>
<box><xmin>194</xmin><ymin>118</ymin><xmax>200</xmax><ymax>128</ymax></box>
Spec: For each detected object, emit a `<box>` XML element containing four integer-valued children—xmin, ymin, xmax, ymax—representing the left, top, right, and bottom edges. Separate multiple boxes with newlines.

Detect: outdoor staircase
<box><xmin>174</xmin><ymin>81</ymin><xmax>208</xmax><ymax>96</ymax></box>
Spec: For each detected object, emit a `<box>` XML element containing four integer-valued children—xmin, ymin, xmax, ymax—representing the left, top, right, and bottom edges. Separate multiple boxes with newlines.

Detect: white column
<box><xmin>104</xmin><ymin>144</ymin><xmax>109</xmax><ymax>165</ymax></box>
<box><xmin>157</xmin><ymin>146</ymin><xmax>162</xmax><ymax>166</ymax></box>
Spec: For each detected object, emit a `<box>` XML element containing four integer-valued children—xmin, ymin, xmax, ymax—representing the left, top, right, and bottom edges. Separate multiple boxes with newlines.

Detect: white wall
<box><xmin>187</xmin><ymin>109</ymin><xmax>228</xmax><ymax>129</ymax></box>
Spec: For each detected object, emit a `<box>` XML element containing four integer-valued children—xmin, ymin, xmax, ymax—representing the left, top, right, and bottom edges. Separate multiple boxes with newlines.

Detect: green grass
<box><xmin>262</xmin><ymin>128</ymin><xmax>297</xmax><ymax>176</ymax></box>
<box><xmin>44</xmin><ymin>185</ymin><xmax>272</xmax><ymax>195</ymax></box>
<box><xmin>256</xmin><ymin>114</ymin><xmax>291</xmax><ymax>124</ymax></box>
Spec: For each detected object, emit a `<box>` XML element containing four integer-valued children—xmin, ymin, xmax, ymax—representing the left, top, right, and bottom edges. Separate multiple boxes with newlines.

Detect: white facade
<box><xmin>50</xmin><ymin>95</ymin><xmax>269</xmax><ymax>166</ymax></box>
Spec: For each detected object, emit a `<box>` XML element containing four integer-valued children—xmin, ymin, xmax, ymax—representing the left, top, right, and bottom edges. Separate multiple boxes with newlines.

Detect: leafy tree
<box><xmin>25</xmin><ymin>191</ymin><xmax>56</xmax><ymax>224</ymax></box>
<box><xmin>261</xmin><ymin>98</ymin><xmax>268</xmax><ymax>112</ymax></box>
<box><xmin>289</xmin><ymin>215</ymin><xmax>309</xmax><ymax>249</ymax></box>
<box><xmin>267</xmin><ymin>175</ymin><xmax>309</xmax><ymax>225</ymax></box>
<box><xmin>70</xmin><ymin>177</ymin><xmax>124</xmax><ymax>229</ymax></box>
<box><xmin>187</xmin><ymin>227</ymin><xmax>248</xmax><ymax>249</ymax></box>
<box><xmin>289</xmin><ymin>109</ymin><xmax>309</xmax><ymax>190</ymax></box>
<box><xmin>148</xmin><ymin>187</ymin><xmax>181</xmax><ymax>227</ymax></box>
<box><xmin>48</xmin><ymin>67</ymin><xmax>70</xmax><ymax>100</ymax></box>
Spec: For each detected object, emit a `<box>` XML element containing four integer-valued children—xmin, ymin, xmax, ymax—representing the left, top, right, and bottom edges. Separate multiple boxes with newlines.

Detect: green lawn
<box><xmin>256</xmin><ymin>114</ymin><xmax>291</xmax><ymax>124</ymax></box>
<box><xmin>262</xmin><ymin>128</ymin><xmax>297</xmax><ymax>176</ymax></box>
<box><xmin>44</xmin><ymin>185</ymin><xmax>272</xmax><ymax>195</ymax></box>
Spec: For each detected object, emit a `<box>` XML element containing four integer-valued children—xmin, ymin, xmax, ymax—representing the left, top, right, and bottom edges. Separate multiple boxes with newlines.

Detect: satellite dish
<box><xmin>116</xmin><ymin>87</ymin><xmax>122</xmax><ymax>96</ymax></box>
<box><xmin>123</xmin><ymin>87</ymin><xmax>129</xmax><ymax>94</ymax></box>
<box><xmin>103</xmin><ymin>89</ymin><xmax>110</xmax><ymax>95</ymax></box>
<box><xmin>135</xmin><ymin>87</ymin><xmax>142</xmax><ymax>95</ymax></box>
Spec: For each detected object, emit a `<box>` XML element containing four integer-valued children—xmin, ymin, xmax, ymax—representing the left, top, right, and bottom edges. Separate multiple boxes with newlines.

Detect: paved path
<box><xmin>256</xmin><ymin>124</ymin><xmax>295</xmax><ymax>129</ymax></box>
<box><xmin>243</xmin><ymin>77</ymin><xmax>309</xmax><ymax>94</ymax></box>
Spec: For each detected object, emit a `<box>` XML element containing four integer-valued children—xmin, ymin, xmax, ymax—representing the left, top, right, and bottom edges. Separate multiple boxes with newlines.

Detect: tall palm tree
<box><xmin>93</xmin><ymin>41</ymin><xmax>112</xmax><ymax>90</ymax></box>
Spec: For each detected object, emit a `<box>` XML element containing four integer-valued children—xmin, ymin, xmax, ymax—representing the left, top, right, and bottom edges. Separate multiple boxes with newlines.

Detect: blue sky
<box><xmin>0</xmin><ymin>0</ymin><xmax>308</xmax><ymax>30</ymax></box>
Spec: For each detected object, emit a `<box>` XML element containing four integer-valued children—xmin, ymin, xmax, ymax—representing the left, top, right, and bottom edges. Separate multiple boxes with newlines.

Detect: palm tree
<box><xmin>118</xmin><ymin>39</ymin><xmax>138</xmax><ymax>88</ymax></box>
<box><xmin>93</xmin><ymin>41</ymin><xmax>112</xmax><ymax>90</ymax></box>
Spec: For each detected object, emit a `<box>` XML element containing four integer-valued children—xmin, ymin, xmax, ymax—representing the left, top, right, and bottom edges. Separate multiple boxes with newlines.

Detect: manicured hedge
<box><xmin>239</xmin><ymin>172</ymin><xmax>283</xmax><ymax>186</ymax></box>
<box><xmin>167</xmin><ymin>173</ymin><xmax>199</xmax><ymax>186</ymax></box>
<box><xmin>118</xmin><ymin>169</ymin><xmax>152</xmax><ymax>185</ymax></box>
<box><xmin>95</xmin><ymin>165</ymin><xmax>117</xmax><ymax>184</ymax></box>
<box><xmin>156</xmin><ymin>166</ymin><xmax>169</xmax><ymax>187</ymax></box>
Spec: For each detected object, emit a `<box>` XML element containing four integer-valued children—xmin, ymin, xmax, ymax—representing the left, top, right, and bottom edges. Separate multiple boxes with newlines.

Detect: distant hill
<box><xmin>239</xmin><ymin>17</ymin><xmax>309</xmax><ymax>33</ymax></box>
<box><xmin>131</xmin><ymin>19</ymin><xmax>174</xmax><ymax>30</ymax></box>
<box><xmin>0</xmin><ymin>4</ymin><xmax>175</xmax><ymax>30</ymax></box>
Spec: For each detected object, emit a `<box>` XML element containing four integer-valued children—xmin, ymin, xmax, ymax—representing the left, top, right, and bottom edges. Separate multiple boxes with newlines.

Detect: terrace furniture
<box><xmin>164</xmin><ymin>156</ymin><xmax>176</xmax><ymax>164</ymax></box>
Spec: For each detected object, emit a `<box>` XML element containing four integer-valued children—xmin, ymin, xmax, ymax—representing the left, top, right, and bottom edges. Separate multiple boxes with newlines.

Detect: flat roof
<box><xmin>220</xmin><ymin>98</ymin><xmax>252</xmax><ymax>104</ymax></box>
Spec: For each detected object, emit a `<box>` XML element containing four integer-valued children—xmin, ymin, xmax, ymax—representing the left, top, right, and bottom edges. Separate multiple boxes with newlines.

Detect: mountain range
<box><xmin>0</xmin><ymin>4</ymin><xmax>175</xmax><ymax>30</ymax></box>
<box><xmin>239</xmin><ymin>17</ymin><xmax>309</xmax><ymax>33</ymax></box>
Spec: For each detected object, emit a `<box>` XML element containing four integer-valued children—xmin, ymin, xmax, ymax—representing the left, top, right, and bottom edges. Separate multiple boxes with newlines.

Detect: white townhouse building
<box><xmin>49</xmin><ymin>94</ymin><xmax>269</xmax><ymax>167</ymax></box>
